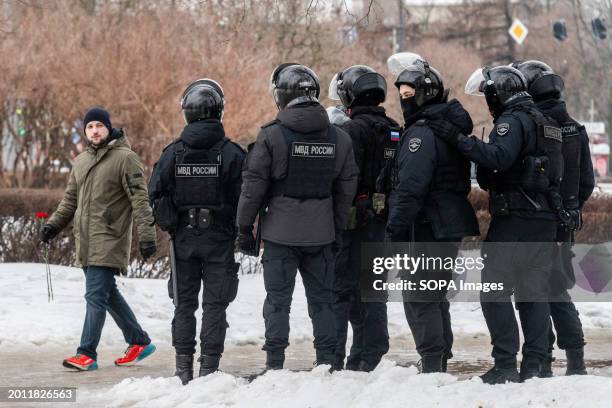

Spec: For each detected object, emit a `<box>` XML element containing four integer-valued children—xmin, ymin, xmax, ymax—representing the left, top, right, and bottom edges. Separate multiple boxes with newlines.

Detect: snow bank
<box><xmin>80</xmin><ymin>359</ymin><xmax>612</xmax><ymax>408</ymax></box>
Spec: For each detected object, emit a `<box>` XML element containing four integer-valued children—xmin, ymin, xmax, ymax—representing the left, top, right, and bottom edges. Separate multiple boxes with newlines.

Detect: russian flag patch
<box><xmin>390</xmin><ymin>130</ymin><xmax>400</xmax><ymax>141</ymax></box>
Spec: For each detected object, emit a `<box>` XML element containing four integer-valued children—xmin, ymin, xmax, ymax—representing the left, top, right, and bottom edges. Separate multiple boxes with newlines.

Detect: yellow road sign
<box><xmin>509</xmin><ymin>19</ymin><xmax>528</xmax><ymax>45</ymax></box>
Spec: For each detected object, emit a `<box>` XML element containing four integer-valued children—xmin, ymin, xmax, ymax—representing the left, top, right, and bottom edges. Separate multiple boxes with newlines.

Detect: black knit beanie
<box><xmin>83</xmin><ymin>107</ymin><xmax>112</xmax><ymax>133</ymax></box>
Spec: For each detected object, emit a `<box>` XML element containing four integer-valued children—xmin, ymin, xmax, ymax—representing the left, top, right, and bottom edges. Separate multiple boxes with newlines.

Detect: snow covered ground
<box><xmin>79</xmin><ymin>362</ymin><xmax>612</xmax><ymax>408</ymax></box>
<box><xmin>1</xmin><ymin>262</ymin><xmax>612</xmax><ymax>350</ymax></box>
<box><xmin>2</xmin><ymin>263</ymin><xmax>612</xmax><ymax>407</ymax></box>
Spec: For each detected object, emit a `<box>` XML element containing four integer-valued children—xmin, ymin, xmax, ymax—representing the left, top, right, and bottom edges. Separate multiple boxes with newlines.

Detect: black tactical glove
<box><xmin>139</xmin><ymin>241</ymin><xmax>157</xmax><ymax>260</ymax></box>
<box><xmin>568</xmin><ymin>209</ymin><xmax>583</xmax><ymax>231</ymax></box>
<box><xmin>429</xmin><ymin>120</ymin><xmax>462</xmax><ymax>148</ymax></box>
<box><xmin>355</xmin><ymin>195</ymin><xmax>375</xmax><ymax>228</ymax></box>
<box><xmin>39</xmin><ymin>224</ymin><xmax>59</xmax><ymax>244</ymax></box>
<box><xmin>235</xmin><ymin>225</ymin><xmax>257</xmax><ymax>256</ymax></box>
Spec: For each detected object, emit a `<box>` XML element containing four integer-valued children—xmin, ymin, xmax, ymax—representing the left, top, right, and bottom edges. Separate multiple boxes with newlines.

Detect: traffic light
<box><xmin>592</xmin><ymin>17</ymin><xmax>607</xmax><ymax>40</ymax></box>
<box><xmin>553</xmin><ymin>20</ymin><xmax>568</xmax><ymax>41</ymax></box>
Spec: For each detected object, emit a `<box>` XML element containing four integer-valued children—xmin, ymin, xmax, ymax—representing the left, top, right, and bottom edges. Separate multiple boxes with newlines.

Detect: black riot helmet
<box><xmin>466</xmin><ymin>66</ymin><xmax>527</xmax><ymax>118</ymax></box>
<box><xmin>335</xmin><ymin>65</ymin><xmax>387</xmax><ymax>108</ymax></box>
<box><xmin>394</xmin><ymin>60</ymin><xmax>444</xmax><ymax>109</ymax></box>
<box><xmin>270</xmin><ymin>63</ymin><xmax>320</xmax><ymax>110</ymax></box>
<box><xmin>180</xmin><ymin>78</ymin><xmax>225</xmax><ymax>123</ymax></box>
<box><xmin>511</xmin><ymin>60</ymin><xmax>564</xmax><ymax>102</ymax></box>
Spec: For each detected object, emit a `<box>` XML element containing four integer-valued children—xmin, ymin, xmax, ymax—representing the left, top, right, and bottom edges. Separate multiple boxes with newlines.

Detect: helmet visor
<box><xmin>465</xmin><ymin>68</ymin><xmax>486</xmax><ymax>96</ymax></box>
<box><xmin>328</xmin><ymin>72</ymin><xmax>341</xmax><ymax>101</ymax></box>
<box><xmin>386</xmin><ymin>52</ymin><xmax>425</xmax><ymax>78</ymax></box>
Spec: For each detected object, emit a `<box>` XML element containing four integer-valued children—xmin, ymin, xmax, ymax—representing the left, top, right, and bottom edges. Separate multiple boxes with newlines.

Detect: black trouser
<box><xmin>262</xmin><ymin>241</ymin><xmax>336</xmax><ymax>364</ymax></box>
<box><xmin>333</xmin><ymin>223</ymin><xmax>389</xmax><ymax>368</ymax></box>
<box><xmin>480</xmin><ymin>215</ymin><xmax>555</xmax><ymax>367</ymax></box>
<box><xmin>548</xmin><ymin>227</ymin><xmax>585</xmax><ymax>352</ymax></box>
<box><xmin>170</xmin><ymin>227</ymin><xmax>239</xmax><ymax>356</ymax></box>
<box><xmin>402</xmin><ymin>223</ymin><xmax>455</xmax><ymax>360</ymax></box>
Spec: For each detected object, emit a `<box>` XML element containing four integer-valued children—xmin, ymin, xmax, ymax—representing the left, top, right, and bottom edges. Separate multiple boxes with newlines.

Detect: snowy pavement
<box><xmin>1</xmin><ymin>263</ymin><xmax>612</xmax><ymax>407</ymax></box>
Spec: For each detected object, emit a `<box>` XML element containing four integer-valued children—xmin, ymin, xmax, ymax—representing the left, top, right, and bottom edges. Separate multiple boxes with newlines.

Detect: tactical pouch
<box><xmin>198</xmin><ymin>209</ymin><xmax>212</xmax><ymax>229</ymax></box>
<box><xmin>521</xmin><ymin>155</ymin><xmax>550</xmax><ymax>193</ymax></box>
<box><xmin>153</xmin><ymin>195</ymin><xmax>178</xmax><ymax>232</ymax></box>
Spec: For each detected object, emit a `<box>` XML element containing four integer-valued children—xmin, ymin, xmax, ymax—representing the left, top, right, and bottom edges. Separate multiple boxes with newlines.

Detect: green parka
<box><xmin>48</xmin><ymin>129</ymin><xmax>156</xmax><ymax>273</ymax></box>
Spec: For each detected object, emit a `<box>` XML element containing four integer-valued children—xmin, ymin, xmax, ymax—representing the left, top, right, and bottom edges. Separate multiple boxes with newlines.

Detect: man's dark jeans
<box><xmin>77</xmin><ymin>266</ymin><xmax>150</xmax><ymax>360</ymax></box>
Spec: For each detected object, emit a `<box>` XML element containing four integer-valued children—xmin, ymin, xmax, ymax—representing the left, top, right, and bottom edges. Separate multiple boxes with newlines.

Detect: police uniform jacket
<box><xmin>237</xmin><ymin>102</ymin><xmax>359</xmax><ymax>246</ymax></box>
<box><xmin>387</xmin><ymin>99</ymin><xmax>479</xmax><ymax>241</ymax></box>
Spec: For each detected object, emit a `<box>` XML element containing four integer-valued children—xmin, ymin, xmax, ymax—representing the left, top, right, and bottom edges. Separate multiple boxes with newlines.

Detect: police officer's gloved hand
<box><xmin>235</xmin><ymin>225</ymin><xmax>256</xmax><ymax>256</ymax></box>
<box><xmin>429</xmin><ymin>120</ymin><xmax>462</xmax><ymax>148</ymax></box>
<box><xmin>40</xmin><ymin>224</ymin><xmax>59</xmax><ymax>244</ymax></box>
<box><xmin>355</xmin><ymin>195</ymin><xmax>375</xmax><ymax>228</ymax></box>
<box><xmin>139</xmin><ymin>241</ymin><xmax>157</xmax><ymax>260</ymax></box>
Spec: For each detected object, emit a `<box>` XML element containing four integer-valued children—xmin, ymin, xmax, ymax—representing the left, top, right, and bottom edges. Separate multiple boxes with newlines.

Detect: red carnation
<box><xmin>35</xmin><ymin>211</ymin><xmax>49</xmax><ymax>219</ymax></box>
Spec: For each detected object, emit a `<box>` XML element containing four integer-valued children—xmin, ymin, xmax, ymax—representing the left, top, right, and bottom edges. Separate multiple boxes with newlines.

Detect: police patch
<box><xmin>384</xmin><ymin>148</ymin><xmax>396</xmax><ymax>159</ymax></box>
<box><xmin>496</xmin><ymin>123</ymin><xmax>510</xmax><ymax>136</ymax></box>
<box><xmin>544</xmin><ymin>126</ymin><xmax>562</xmax><ymax>142</ymax></box>
<box><xmin>291</xmin><ymin>142</ymin><xmax>336</xmax><ymax>158</ymax></box>
<box><xmin>175</xmin><ymin>164</ymin><xmax>219</xmax><ymax>177</ymax></box>
<box><xmin>561</xmin><ymin>123</ymin><xmax>579</xmax><ymax>137</ymax></box>
<box><xmin>408</xmin><ymin>138</ymin><xmax>422</xmax><ymax>153</ymax></box>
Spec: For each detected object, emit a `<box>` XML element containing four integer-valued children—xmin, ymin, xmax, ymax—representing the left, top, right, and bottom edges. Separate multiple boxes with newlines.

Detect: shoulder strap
<box><xmin>261</xmin><ymin>119</ymin><xmax>279</xmax><ymax>129</ymax></box>
<box><xmin>173</xmin><ymin>140</ymin><xmax>186</xmax><ymax>163</ymax></box>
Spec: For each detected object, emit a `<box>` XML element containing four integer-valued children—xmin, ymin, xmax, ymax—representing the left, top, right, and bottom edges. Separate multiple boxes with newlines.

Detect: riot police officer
<box><xmin>513</xmin><ymin>60</ymin><xmax>595</xmax><ymax>376</ymax></box>
<box><xmin>385</xmin><ymin>53</ymin><xmax>479</xmax><ymax>373</ymax></box>
<box><xmin>327</xmin><ymin>65</ymin><xmax>400</xmax><ymax>372</ymax></box>
<box><xmin>148</xmin><ymin>79</ymin><xmax>246</xmax><ymax>384</ymax></box>
<box><xmin>433</xmin><ymin>66</ymin><xmax>563</xmax><ymax>383</ymax></box>
<box><xmin>235</xmin><ymin>63</ymin><xmax>358</xmax><ymax>370</ymax></box>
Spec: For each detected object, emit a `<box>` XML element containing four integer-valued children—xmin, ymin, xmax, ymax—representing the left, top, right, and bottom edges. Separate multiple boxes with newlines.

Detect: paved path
<box><xmin>1</xmin><ymin>330</ymin><xmax>611</xmax><ymax>407</ymax></box>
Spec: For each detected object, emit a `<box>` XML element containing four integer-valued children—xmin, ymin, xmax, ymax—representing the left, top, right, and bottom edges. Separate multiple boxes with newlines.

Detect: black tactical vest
<box><xmin>493</xmin><ymin>106</ymin><xmax>563</xmax><ymax>195</ymax></box>
<box><xmin>173</xmin><ymin>139</ymin><xmax>226</xmax><ymax>210</ymax></box>
<box><xmin>352</xmin><ymin>114</ymin><xmax>400</xmax><ymax>194</ymax></box>
<box><xmin>416</xmin><ymin>120</ymin><xmax>472</xmax><ymax>193</ymax></box>
<box><xmin>279</xmin><ymin>124</ymin><xmax>337</xmax><ymax>199</ymax></box>
<box><xmin>539</xmin><ymin>104</ymin><xmax>583</xmax><ymax>210</ymax></box>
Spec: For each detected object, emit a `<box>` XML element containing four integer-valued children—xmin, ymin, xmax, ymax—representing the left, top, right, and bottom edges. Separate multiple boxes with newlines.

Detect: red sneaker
<box><xmin>114</xmin><ymin>343</ymin><xmax>156</xmax><ymax>366</ymax></box>
<box><xmin>62</xmin><ymin>354</ymin><xmax>98</xmax><ymax>371</ymax></box>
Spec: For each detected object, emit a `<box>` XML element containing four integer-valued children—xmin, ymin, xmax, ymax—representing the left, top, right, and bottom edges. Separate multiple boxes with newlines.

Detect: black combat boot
<box><xmin>539</xmin><ymin>354</ymin><xmax>554</xmax><ymax>378</ymax></box>
<box><xmin>357</xmin><ymin>360</ymin><xmax>376</xmax><ymax>373</ymax></box>
<box><xmin>520</xmin><ymin>357</ymin><xmax>541</xmax><ymax>381</ymax></box>
<box><xmin>442</xmin><ymin>352</ymin><xmax>453</xmax><ymax>373</ymax></box>
<box><xmin>175</xmin><ymin>354</ymin><xmax>194</xmax><ymax>385</ymax></box>
<box><xmin>480</xmin><ymin>363</ymin><xmax>520</xmax><ymax>385</ymax></box>
<box><xmin>345</xmin><ymin>356</ymin><xmax>361</xmax><ymax>371</ymax></box>
<box><xmin>565</xmin><ymin>348</ymin><xmax>587</xmax><ymax>376</ymax></box>
<box><xmin>419</xmin><ymin>355</ymin><xmax>443</xmax><ymax>374</ymax></box>
<box><xmin>265</xmin><ymin>352</ymin><xmax>285</xmax><ymax>370</ymax></box>
<box><xmin>198</xmin><ymin>354</ymin><xmax>220</xmax><ymax>377</ymax></box>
